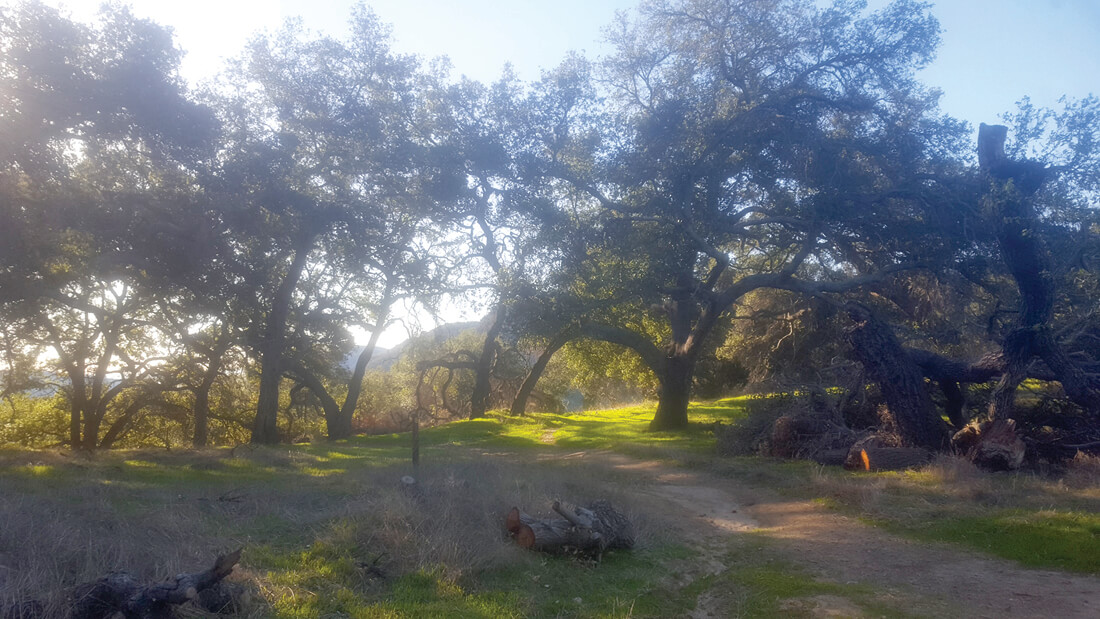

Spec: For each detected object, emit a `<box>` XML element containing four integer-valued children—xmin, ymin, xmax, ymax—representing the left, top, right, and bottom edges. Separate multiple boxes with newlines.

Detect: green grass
<box><xmin>876</xmin><ymin>510</ymin><xmax>1100</xmax><ymax>573</ymax></box>
<box><xmin>349</xmin><ymin>397</ymin><xmax>753</xmax><ymax>458</ymax></box>
<box><xmin>3</xmin><ymin>396</ymin><xmax>1098</xmax><ymax>616</ymax></box>
<box><xmin>681</xmin><ymin>536</ymin><xmax>921</xmax><ymax>618</ymax></box>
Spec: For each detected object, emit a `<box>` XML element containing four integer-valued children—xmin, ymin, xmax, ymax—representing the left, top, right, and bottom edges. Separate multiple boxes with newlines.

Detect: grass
<box><xmin>1</xmin><ymin>396</ymin><xmax>1098</xmax><ymax>616</ymax></box>
<box><xmin>807</xmin><ymin>453</ymin><xmax>1100</xmax><ymax>574</ymax></box>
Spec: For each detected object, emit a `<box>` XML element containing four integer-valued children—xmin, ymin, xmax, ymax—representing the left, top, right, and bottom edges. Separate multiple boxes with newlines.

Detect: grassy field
<box><xmin>1</xmin><ymin>397</ymin><xmax>1098</xmax><ymax>616</ymax></box>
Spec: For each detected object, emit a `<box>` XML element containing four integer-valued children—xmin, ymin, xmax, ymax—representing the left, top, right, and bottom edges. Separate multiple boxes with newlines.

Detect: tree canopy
<box><xmin>0</xmin><ymin>0</ymin><xmax>1096</xmax><ymax>455</ymax></box>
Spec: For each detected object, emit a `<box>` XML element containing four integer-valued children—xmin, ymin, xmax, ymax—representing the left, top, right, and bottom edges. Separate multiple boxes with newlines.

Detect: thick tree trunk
<box><xmin>939</xmin><ymin>380</ymin><xmax>966</xmax><ymax>428</ymax></box>
<box><xmin>82</xmin><ymin>408</ymin><xmax>103</xmax><ymax>450</ymax></box>
<box><xmin>650</xmin><ymin>354</ymin><xmax>695</xmax><ymax>431</ymax></box>
<box><xmin>845</xmin><ymin>303</ymin><xmax>947</xmax><ymax>449</ymax></box>
<box><xmin>68</xmin><ymin>384</ymin><xmax>85</xmax><ymax>449</ymax></box>
<box><xmin>978</xmin><ymin>123</ymin><xmax>1100</xmax><ymax>418</ymax></box>
<box><xmin>470</xmin><ymin>307</ymin><xmax>506</xmax><ymax>419</ymax></box>
<box><xmin>252</xmin><ymin>240</ymin><xmax>313</xmax><ymax>444</ymax></box>
<box><xmin>511</xmin><ymin>329</ymin><xmax>572</xmax><ymax>416</ymax></box>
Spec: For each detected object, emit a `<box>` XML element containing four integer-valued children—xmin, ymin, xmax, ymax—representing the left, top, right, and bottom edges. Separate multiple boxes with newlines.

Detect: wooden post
<box><xmin>411</xmin><ymin>408</ymin><xmax>420</xmax><ymax>478</ymax></box>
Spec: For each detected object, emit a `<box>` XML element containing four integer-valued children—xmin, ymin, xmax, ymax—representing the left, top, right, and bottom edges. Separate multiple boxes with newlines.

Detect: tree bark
<box><xmin>252</xmin><ymin>238</ymin><xmax>313</xmax><ymax>444</ymax></box>
<box><xmin>977</xmin><ymin>123</ymin><xmax>1100</xmax><ymax>419</ymax></box>
<box><xmin>470</xmin><ymin>306</ymin><xmax>506</xmax><ymax>419</ymax></box>
<box><xmin>510</xmin><ymin>329</ymin><xmax>573</xmax><ymax>416</ymax></box>
<box><xmin>845</xmin><ymin>303</ymin><xmax>947</xmax><ymax>449</ymax></box>
<box><xmin>650</xmin><ymin>353</ymin><xmax>695</xmax><ymax>431</ymax></box>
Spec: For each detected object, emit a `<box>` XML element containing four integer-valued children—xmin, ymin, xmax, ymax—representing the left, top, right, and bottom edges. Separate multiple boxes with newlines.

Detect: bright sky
<box><xmin>40</xmin><ymin>0</ymin><xmax>1100</xmax><ymax>347</ymax></box>
<box><xmin>45</xmin><ymin>0</ymin><xmax>1100</xmax><ymax>126</ymax></box>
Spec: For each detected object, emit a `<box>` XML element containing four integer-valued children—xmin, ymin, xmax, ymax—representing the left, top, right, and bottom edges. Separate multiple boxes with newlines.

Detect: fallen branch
<box><xmin>69</xmin><ymin>548</ymin><xmax>242</xmax><ymax>619</ymax></box>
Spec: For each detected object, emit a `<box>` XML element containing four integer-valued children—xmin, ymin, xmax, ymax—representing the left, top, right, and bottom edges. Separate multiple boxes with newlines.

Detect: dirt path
<box><xmin>546</xmin><ymin>450</ymin><xmax>1100</xmax><ymax>618</ymax></box>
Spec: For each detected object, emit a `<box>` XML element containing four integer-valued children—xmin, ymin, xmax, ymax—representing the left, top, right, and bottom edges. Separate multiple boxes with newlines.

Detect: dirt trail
<box><xmin>548</xmin><ymin>450</ymin><xmax>1100</xmax><ymax>618</ymax></box>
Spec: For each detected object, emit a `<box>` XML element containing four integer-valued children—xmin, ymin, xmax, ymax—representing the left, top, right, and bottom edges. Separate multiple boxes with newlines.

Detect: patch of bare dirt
<box><xmin>549</xmin><ymin>451</ymin><xmax>1100</xmax><ymax>618</ymax></box>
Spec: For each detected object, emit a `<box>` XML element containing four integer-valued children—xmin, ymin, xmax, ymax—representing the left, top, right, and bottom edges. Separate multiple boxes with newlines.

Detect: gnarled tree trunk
<box><xmin>470</xmin><ymin>307</ymin><xmax>506</xmax><ymax>419</ymax></box>
<box><xmin>845</xmin><ymin>303</ymin><xmax>947</xmax><ymax>449</ymax></box>
<box><xmin>511</xmin><ymin>328</ymin><xmax>573</xmax><ymax>416</ymax></box>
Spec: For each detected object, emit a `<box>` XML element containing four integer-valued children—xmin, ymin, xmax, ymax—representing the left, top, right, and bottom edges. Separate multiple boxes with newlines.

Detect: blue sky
<box><xmin>48</xmin><ymin>0</ymin><xmax>1099</xmax><ymax>127</ymax></box>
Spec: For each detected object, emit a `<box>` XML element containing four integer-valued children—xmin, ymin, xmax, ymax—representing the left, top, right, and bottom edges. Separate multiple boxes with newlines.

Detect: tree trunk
<box><xmin>650</xmin><ymin>354</ymin><xmax>695</xmax><ymax>431</ymax></box>
<box><xmin>978</xmin><ymin>123</ymin><xmax>1100</xmax><ymax>418</ymax></box>
<box><xmin>470</xmin><ymin>307</ymin><xmax>506</xmax><ymax>419</ymax></box>
<box><xmin>329</xmin><ymin>302</ymin><xmax>391</xmax><ymax>440</ymax></box>
<box><xmin>82</xmin><ymin>407</ymin><xmax>103</xmax><ymax>450</ymax></box>
<box><xmin>252</xmin><ymin>240</ymin><xmax>313</xmax><ymax>444</ymax></box>
<box><xmin>511</xmin><ymin>329</ymin><xmax>572</xmax><ymax>416</ymax></box>
<box><xmin>845</xmin><ymin>303</ymin><xmax>947</xmax><ymax>449</ymax></box>
<box><xmin>193</xmin><ymin>340</ymin><xmax>229</xmax><ymax>448</ymax></box>
<box><xmin>940</xmin><ymin>380</ymin><xmax>967</xmax><ymax>429</ymax></box>
<box><xmin>68</xmin><ymin>380</ymin><xmax>85</xmax><ymax>449</ymax></box>
<box><xmin>284</xmin><ymin>361</ymin><xmax>344</xmax><ymax>440</ymax></box>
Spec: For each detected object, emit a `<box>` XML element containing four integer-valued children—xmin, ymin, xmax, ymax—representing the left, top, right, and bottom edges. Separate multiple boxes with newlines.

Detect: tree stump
<box><xmin>971</xmin><ymin>419</ymin><xmax>1026</xmax><ymax>471</ymax></box>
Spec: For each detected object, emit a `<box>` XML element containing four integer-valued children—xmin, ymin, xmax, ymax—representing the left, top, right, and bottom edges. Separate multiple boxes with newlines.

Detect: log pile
<box><xmin>506</xmin><ymin>500</ymin><xmax>635</xmax><ymax>556</ymax></box>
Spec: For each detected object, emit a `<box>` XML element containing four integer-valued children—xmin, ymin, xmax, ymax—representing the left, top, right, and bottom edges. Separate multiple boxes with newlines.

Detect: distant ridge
<box><xmin>342</xmin><ymin>320</ymin><xmax>484</xmax><ymax>372</ymax></box>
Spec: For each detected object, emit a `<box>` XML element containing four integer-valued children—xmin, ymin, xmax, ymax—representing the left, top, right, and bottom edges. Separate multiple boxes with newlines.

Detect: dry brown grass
<box><xmin>1063</xmin><ymin>451</ymin><xmax>1100</xmax><ymax>491</ymax></box>
<box><xmin>807</xmin><ymin>451</ymin><xmax>1100</xmax><ymax>527</ymax></box>
<box><xmin>0</xmin><ymin>445</ymin><xmax>660</xmax><ymax>615</ymax></box>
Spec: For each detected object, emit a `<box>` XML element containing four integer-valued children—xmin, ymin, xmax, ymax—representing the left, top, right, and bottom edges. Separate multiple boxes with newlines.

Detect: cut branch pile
<box><xmin>506</xmin><ymin>500</ymin><xmax>635</xmax><ymax>556</ymax></box>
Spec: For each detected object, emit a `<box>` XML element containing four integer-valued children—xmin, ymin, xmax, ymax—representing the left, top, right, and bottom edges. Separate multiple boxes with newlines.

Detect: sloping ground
<box><xmin>539</xmin><ymin>450</ymin><xmax>1100</xmax><ymax>618</ymax></box>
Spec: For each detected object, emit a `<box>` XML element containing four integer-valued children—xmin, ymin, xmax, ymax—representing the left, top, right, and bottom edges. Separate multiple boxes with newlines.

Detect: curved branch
<box><xmin>576</xmin><ymin>323</ymin><xmax>667</xmax><ymax>375</ymax></box>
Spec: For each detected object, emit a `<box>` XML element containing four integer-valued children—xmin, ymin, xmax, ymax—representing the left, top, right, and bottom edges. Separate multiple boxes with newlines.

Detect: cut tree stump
<box><xmin>852</xmin><ymin>447</ymin><xmax>933</xmax><ymax>471</ymax></box>
<box><xmin>506</xmin><ymin>501</ymin><xmax>634</xmax><ymax>555</ymax></box>
<box><xmin>971</xmin><ymin>418</ymin><xmax>1026</xmax><ymax>471</ymax></box>
<box><xmin>69</xmin><ymin>548</ymin><xmax>242</xmax><ymax>619</ymax></box>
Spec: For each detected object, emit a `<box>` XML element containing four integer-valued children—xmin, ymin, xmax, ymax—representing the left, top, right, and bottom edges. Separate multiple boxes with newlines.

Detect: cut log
<box><xmin>811</xmin><ymin>449</ymin><xmax>850</xmax><ymax>467</ymax></box>
<box><xmin>69</xmin><ymin>548</ymin><xmax>242</xmax><ymax>619</ymax></box>
<box><xmin>506</xmin><ymin>501</ymin><xmax>634</xmax><ymax>555</ymax></box>
<box><xmin>843</xmin><ymin>435</ymin><xmax>892</xmax><ymax>470</ymax></box>
<box><xmin>855</xmin><ymin>447</ymin><xmax>933</xmax><ymax>472</ymax></box>
<box><xmin>553</xmin><ymin>500</ymin><xmax>635</xmax><ymax>550</ymax></box>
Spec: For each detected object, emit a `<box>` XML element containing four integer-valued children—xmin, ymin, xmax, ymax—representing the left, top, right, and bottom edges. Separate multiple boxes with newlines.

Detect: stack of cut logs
<box><xmin>506</xmin><ymin>500</ymin><xmax>635</xmax><ymax>555</ymax></box>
